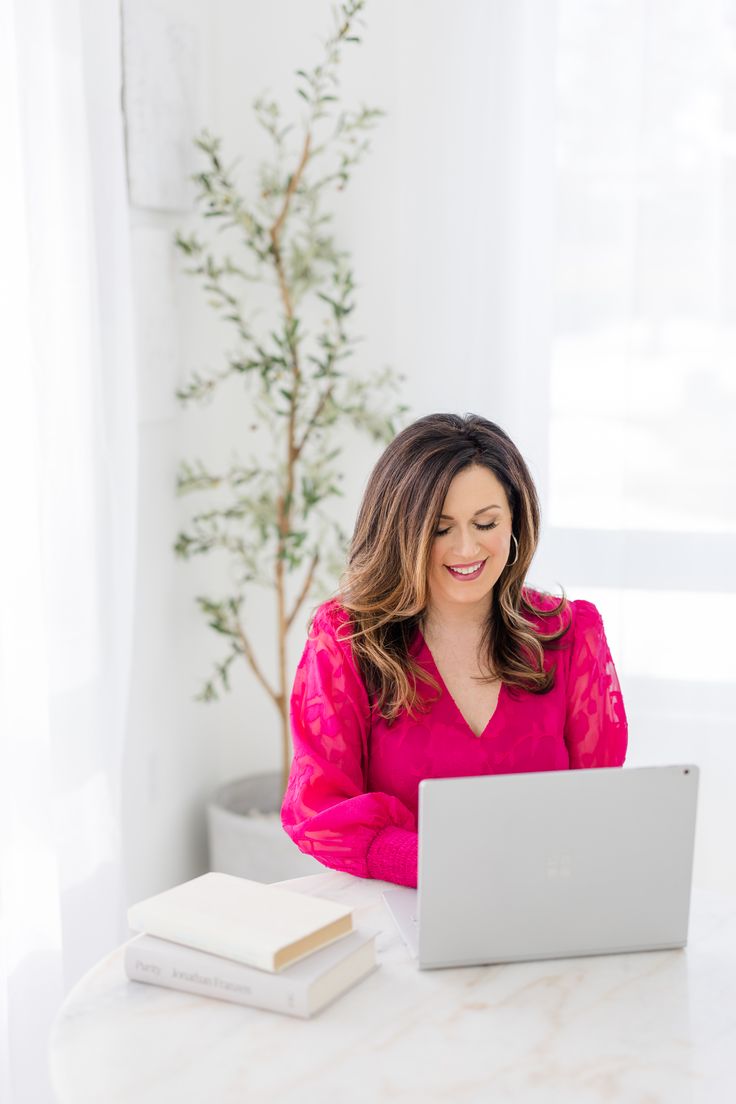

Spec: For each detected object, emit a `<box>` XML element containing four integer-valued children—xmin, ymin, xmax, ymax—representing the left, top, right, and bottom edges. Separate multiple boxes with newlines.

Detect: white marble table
<box><xmin>49</xmin><ymin>873</ymin><xmax>736</xmax><ymax>1104</ymax></box>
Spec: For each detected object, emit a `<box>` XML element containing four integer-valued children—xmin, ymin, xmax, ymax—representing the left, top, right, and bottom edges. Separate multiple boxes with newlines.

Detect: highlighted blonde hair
<box><xmin>324</xmin><ymin>413</ymin><xmax>571</xmax><ymax>722</ymax></box>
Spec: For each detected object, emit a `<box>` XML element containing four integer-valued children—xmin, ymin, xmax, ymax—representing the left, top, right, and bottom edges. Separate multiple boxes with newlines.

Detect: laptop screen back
<box><xmin>416</xmin><ymin>765</ymin><xmax>699</xmax><ymax>969</ymax></box>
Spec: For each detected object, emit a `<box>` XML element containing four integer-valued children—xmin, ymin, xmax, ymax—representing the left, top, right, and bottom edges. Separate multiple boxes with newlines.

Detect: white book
<box><xmin>127</xmin><ymin>872</ymin><xmax>354</xmax><ymax>973</ymax></box>
<box><xmin>124</xmin><ymin>929</ymin><xmax>379</xmax><ymax>1018</ymax></box>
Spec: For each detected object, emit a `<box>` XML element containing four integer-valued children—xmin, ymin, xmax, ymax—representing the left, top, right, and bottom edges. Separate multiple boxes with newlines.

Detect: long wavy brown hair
<box><xmin>323</xmin><ymin>412</ymin><xmax>572</xmax><ymax>722</ymax></box>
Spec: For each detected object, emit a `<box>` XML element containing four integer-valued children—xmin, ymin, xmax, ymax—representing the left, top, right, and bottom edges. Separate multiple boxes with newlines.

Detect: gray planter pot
<box><xmin>206</xmin><ymin>771</ymin><xmax>324</xmax><ymax>882</ymax></box>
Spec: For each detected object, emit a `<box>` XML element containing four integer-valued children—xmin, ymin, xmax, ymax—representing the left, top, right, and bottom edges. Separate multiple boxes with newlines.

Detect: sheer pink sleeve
<box><xmin>280</xmin><ymin>601</ymin><xmax>418</xmax><ymax>887</ymax></box>
<box><xmin>564</xmin><ymin>600</ymin><xmax>628</xmax><ymax>769</ymax></box>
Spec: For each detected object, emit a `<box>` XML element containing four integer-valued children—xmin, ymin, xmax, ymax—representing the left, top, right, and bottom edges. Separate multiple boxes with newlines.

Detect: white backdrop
<box><xmin>539</xmin><ymin>0</ymin><xmax>736</xmax><ymax>894</ymax></box>
<box><xmin>122</xmin><ymin>0</ymin><xmax>736</xmax><ymax>903</ymax></box>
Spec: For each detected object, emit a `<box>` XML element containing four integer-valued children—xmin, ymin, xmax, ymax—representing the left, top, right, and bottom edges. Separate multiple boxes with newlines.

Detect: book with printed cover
<box><xmin>124</xmin><ymin>928</ymin><xmax>378</xmax><ymax>1018</ymax></box>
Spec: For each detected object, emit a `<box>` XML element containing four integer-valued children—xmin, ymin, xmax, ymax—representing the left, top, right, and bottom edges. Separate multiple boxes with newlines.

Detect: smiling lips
<box><xmin>445</xmin><ymin>558</ymin><xmax>487</xmax><ymax>580</ymax></box>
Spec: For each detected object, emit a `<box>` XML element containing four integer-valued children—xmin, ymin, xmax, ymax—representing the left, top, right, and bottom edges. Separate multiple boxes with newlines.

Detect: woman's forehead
<box><xmin>441</xmin><ymin>465</ymin><xmax>508</xmax><ymax>511</ymax></box>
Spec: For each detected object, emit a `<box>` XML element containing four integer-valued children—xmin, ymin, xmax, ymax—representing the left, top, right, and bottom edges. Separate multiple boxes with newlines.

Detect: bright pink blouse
<box><xmin>281</xmin><ymin>587</ymin><xmax>628</xmax><ymax>888</ymax></box>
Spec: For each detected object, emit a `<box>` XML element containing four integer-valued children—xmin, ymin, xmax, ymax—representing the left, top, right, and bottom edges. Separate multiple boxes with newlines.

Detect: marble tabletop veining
<box><xmin>49</xmin><ymin>874</ymin><xmax>736</xmax><ymax>1104</ymax></box>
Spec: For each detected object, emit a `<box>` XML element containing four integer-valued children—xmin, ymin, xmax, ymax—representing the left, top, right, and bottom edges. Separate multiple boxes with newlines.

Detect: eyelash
<box><xmin>434</xmin><ymin>521</ymin><xmax>498</xmax><ymax>537</ymax></box>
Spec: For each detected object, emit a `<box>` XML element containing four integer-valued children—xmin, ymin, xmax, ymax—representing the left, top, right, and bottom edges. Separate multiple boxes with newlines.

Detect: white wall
<box><xmin>121</xmin><ymin>0</ymin><xmax>395</xmax><ymax>902</ymax></box>
<box><xmin>121</xmin><ymin>0</ymin><xmax>736</xmax><ymax>903</ymax></box>
<box><xmin>120</xmin><ymin>0</ymin><xmax>562</xmax><ymax>902</ymax></box>
<box><xmin>122</xmin><ymin>0</ymin><xmax>214</xmax><ymax>903</ymax></box>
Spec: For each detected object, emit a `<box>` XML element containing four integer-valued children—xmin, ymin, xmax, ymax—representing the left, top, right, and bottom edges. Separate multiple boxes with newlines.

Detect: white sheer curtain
<box><xmin>0</xmin><ymin>0</ymin><xmax>137</xmax><ymax>1101</ymax></box>
<box><xmin>539</xmin><ymin>0</ymin><xmax>736</xmax><ymax>894</ymax></box>
<box><xmin>395</xmin><ymin>0</ymin><xmax>736</xmax><ymax>892</ymax></box>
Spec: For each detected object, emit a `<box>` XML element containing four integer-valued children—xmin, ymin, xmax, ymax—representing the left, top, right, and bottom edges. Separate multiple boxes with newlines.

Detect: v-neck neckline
<box><xmin>414</xmin><ymin>626</ymin><xmax>505</xmax><ymax>739</ymax></box>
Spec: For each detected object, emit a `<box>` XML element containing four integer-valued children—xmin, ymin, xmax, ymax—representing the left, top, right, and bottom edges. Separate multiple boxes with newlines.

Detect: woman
<box><xmin>281</xmin><ymin>413</ymin><xmax>628</xmax><ymax>888</ymax></box>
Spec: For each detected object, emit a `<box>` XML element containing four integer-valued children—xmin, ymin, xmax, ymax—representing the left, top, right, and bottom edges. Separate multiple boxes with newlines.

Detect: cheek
<box><xmin>480</xmin><ymin>531</ymin><xmax>509</xmax><ymax>563</ymax></box>
<box><xmin>492</xmin><ymin>526</ymin><xmax>511</xmax><ymax>545</ymax></box>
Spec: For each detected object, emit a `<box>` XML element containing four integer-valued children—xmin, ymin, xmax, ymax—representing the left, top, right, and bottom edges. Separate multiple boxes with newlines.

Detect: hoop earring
<box><xmin>507</xmin><ymin>533</ymin><xmax>519</xmax><ymax>567</ymax></box>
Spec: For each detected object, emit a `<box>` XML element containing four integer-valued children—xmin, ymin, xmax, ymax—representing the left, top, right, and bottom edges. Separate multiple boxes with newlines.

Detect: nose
<box><xmin>452</xmin><ymin>527</ymin><xmax>481</xmax><ymax>559</ymax></box>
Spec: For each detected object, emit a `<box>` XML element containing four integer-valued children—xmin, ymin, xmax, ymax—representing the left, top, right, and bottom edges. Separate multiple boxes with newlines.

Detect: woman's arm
<box><xmin>564</xmin><ymin>600</ymin><xmax>628</xmax><ymax>768</ymax></box>
<box><xmin>281</xmin><ymin>601</ymin><xmax>418</xmax><ymax>887</ymax></box>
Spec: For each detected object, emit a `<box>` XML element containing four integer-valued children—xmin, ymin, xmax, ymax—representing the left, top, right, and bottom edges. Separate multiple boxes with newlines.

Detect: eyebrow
<box><xmin>439</xmin><ymin>504</ymin><xmax>502</xmax><ymax>520</ymax></box>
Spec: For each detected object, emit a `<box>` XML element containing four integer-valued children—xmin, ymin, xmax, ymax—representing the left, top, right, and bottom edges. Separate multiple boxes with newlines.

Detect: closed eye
<box><xmin>434</xmin><ymin>521</ymin><xmax>498</xmax><ymax>537</ymax></box>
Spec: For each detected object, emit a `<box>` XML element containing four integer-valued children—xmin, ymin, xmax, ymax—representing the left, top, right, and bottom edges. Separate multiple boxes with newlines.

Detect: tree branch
<box><xmin>234</xmin><ymin>621</ymin><xmax>281</xmax><ymax>707</ymax></box>
<box><xmin>269</xmin><ymin>130</ymin><xmax>312</xmax><ymax>321</ymax></box>
<box><xmin>295</xmin><ymin>384</ymin><xmax>336</xmax><ymax>460</ymax></box>
<box><xmin>287</xmin><ymin>551</ymin><xmax>320</xmax><ymax>631</ymax></box>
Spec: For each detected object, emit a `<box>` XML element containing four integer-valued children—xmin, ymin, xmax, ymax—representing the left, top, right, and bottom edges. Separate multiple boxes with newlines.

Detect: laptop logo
<box><xmin>546</xmin><ymin>854</ymin><xmax>573</xmax><ymax>879</ymax></box>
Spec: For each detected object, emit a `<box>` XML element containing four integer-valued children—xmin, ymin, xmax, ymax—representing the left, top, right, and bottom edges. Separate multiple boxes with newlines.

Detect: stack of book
<box><xmin>124</xmin><ymin>872</ymin><xmax>378</xmax><ymax>1019</ymax></box>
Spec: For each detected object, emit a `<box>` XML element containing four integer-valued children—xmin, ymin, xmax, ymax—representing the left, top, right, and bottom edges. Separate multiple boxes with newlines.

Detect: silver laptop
<box><xmin>382</xmin><ymin>764</ymin><xmax>699</xmax><ymax>970</ymax></box>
